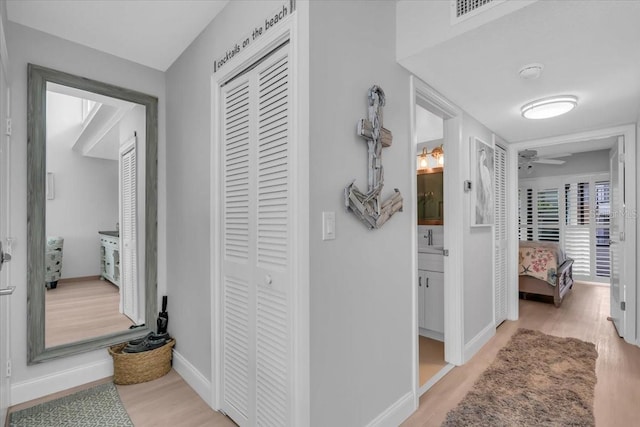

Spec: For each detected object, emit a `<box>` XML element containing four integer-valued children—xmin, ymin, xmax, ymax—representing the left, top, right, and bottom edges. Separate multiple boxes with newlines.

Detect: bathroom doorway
<box><xmin>411</xmin><ymin>75</ymin><xmax>465</xmax><ymax>396</ymax></box>
<box><xmin>415</xmin><ymin>103</ymin><xmax>448</xmax><ymax>392</ymax></box>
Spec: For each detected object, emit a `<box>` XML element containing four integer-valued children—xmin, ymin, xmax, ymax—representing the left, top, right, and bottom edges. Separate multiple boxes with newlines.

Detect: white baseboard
<box><xmin>418</xmin><ymin>328</ymin><xmax>444</xmax><ymax>342</ymax></box>
<box><xmin>463</xmin><ymin>322</ymin><xmax>495</xmax><ymax>363</ymax></box>
<box><xmin>11</xmin><ymin>358</ymin><xmax>113</xmax><ymax>406</ymax></box>
<box><xmin>365</xmin><ymin>391</ymin><xmax>415</xmax><ymax>427</ymax></box>
<box><xmin>172</xmin><ymin>349</ymin><xmax>212</xmax><ymax>407</ymax></box>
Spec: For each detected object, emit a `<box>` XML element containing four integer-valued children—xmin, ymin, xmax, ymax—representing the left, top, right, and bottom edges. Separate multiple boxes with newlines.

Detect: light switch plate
<box><xmin>322</xmin><ymin>211</ymin><xmax>336</xmax><ymax>240</ymax></box>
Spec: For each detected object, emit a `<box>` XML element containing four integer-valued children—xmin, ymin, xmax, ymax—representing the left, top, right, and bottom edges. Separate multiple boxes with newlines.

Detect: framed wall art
<box><xmin>470</xmin><ymin>136</ymin><xmax>494</xmax><ymax>227</ymax></box>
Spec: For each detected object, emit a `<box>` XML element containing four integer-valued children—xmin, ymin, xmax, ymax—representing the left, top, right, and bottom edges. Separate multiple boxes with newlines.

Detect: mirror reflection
<box><xmin>28</xmin><ymin>64</ymin><xmax>157</xmax><ymax>364</ymax></box>
<box><xmin>417</xmin><ymin>170</ymin><xmax>444</xmax><ymax>225</ymax></box>
<box><xmin>44</xmin><ymin>84</ymin><xmax>146</xmax><ymax>348</ymax></box>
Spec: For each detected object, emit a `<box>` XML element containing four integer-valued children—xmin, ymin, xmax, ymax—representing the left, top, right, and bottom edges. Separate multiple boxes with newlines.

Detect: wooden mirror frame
<box><xmin>417</xmin><ymin>167</ymin><xmax>444</xmax><ymax>225</ymax></box>
<box><xmin>27</xmin><ymin>64</ymin><xmax>158</xmax><ymax>364</ymax></box>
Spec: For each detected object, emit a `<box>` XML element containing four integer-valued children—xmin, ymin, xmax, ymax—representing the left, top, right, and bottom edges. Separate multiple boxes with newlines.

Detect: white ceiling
<box><xmin>398</xmin><ymin>1</ymin><xmax>640</xmax><ymax>143</ymax></box>
<box><xmin>8</xmin><ymin>1</ymin><xmax>640</xmax><ymax>147</ymax></box>
<box><xmin>6</xmin><ymin>0</ymin><xmax>229</xmax><ymax>71</ymax></box>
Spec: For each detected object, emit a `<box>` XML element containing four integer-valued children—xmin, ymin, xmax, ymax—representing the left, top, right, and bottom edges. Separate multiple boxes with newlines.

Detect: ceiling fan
<box><xmin>518</xmin><ymin>149</ymin><xmax>571</xmax><ymax>171</ymax></box>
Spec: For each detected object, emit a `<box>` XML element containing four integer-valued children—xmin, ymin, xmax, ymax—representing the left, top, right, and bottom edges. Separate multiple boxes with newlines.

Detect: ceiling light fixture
<box><xmin>521</xmin><ymin>95</ymin><xmax>578</xmax><ymax>120</ymax></box>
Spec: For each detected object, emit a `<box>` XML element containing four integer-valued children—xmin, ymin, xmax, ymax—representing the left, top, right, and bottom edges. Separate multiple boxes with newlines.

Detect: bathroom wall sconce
<box><xmin>417</xmin><ymin>144</ymin><xmax>444</xmax><ymax>169</ymax></box>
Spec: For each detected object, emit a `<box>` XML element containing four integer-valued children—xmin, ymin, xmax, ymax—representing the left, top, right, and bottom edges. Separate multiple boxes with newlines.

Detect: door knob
<box><xmin>265</xmin><ymin>274</ymin><xmax>272</xmax><ymax>285</ymax></box>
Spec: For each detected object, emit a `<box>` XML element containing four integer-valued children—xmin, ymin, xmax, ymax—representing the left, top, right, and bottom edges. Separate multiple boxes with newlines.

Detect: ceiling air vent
<box><xmin>452</xmin><ymin>0</ymin><xmax>504</xmax><ymax>24</ymax></box>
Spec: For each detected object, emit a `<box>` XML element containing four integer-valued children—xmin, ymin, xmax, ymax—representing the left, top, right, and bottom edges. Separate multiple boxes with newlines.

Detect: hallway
<box><xmin>403</xmin><ymin>282</ymin><xmax>640</xmax><ymax>426</ymax></box>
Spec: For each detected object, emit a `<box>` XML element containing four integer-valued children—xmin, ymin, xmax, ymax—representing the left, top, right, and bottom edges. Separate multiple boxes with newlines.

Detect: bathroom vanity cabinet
<box><xmin>99</xmin><ymin>232</ymin><xmax>120</xmax><ymax>287</ymax></box>
<box><xmin>418</xmin><ymin>245</ymin><xmax>444</xmax><ymax>341</ymax></box>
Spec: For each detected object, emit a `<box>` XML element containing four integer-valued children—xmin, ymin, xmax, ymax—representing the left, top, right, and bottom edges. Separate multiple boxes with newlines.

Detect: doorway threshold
<box><xmin>419</xmin><ymin>363</ymin><xmax>455</xmax><ymax>396</ymax></box>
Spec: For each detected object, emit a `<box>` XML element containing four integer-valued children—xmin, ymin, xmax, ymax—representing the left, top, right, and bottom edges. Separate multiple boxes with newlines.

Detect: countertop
<box><xmin>98</xmin><ymin>231</ymin><xmax>119</xmax><ymax>238</ymax></box>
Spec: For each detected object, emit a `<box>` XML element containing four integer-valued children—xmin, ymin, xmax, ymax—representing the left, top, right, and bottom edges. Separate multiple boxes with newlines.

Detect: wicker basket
<box><xmin>108</xmin><ymin>339</ymin><xmax>175</xmax><ymax>385</ymax></box>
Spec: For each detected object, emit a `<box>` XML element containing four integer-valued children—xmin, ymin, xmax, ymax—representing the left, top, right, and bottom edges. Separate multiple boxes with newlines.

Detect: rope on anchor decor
<box><xmin>344</xmin><ymin>85</ymin><xmax>403</xmax><ymax>229</ymax></box>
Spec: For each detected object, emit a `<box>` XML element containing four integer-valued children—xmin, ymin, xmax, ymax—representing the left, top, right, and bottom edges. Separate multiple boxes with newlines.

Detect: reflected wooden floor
<box><xmin>419</xmin><ymin>336</ymin><xmax>446</xmax><ymax>387</ymax></box>
<box><xmin>45</xmin><ymin>277</ymin><xmax>134</xmax><ymax>347</ymax></box>
<box><xmin>403</xmin><ymin>282</ymin><xmax>640</xmax><ymax>426</ymax></box>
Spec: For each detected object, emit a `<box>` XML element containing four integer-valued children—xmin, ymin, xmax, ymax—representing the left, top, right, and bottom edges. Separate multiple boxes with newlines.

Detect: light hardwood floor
<box><xmin>419</xmin><ymin>336</ymin><xmax>446</xmax><ymax>387</ymax></box>
<box><xmin>11</xmin><ymin>282</ymin><xmax>638</xmax><ymax>426</ymax></box>
<box><xmin>116</xmin><ymin>370</ymin><xmax>235</xmax><ymax>427</ymax></box>
<box><xmin>45</xmin><ymin>277</ymin><xmax>134</xmax><ymax>347</ymax></box>
<box><xmin>403</xmin><ymin>281</ymin><xmax>640</xmax><ymax>426</ymax></box>
<box><xmin>6</xmin><ymin>371</ymin><xmax>235</xmax><ymax>427</ymax></box>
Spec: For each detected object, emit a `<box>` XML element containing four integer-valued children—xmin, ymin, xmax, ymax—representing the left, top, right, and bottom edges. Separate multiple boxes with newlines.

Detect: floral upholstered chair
<box><xmin>45</xmin><ymin>236</ymin><xmax>64</xmax><ymax>289</ymax></box>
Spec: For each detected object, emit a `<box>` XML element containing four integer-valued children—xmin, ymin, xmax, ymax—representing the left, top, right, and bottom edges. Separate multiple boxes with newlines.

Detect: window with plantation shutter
<box><xmin>519</xmin><ymin>173</ymin><xmax>610</xmax><ymax>283</ymax></box>
<box><xmin>518</xmin><ymin>188</ymin><xmax>533</xmax><ymax>241</ymax></box>
<box><xmin>594</xmin><ymin>181</ymin><xmax>610</xmax><ymax>278</ymax></box>
<box><xmin>564</xmin><ymin>182</ymin><xmax>590</xmax><ymax>276</ymax></box>
<box><xmin>536</xmin><ymin>188</ymin><xmax>560</xmax><ymax>242</ymax></box>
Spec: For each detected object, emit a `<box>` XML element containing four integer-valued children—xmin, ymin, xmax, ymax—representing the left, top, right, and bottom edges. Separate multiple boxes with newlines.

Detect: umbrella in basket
<box><xmin>157</xmin><ymin>295</ymin><xmax>168</xmax><ymax>334</ymax></box>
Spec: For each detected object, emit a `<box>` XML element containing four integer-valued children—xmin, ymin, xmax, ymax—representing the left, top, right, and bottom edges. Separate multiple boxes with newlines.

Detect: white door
<box><xmin>609</xmin><ymin>136</ymin><xmax>625</xmax><ymax>337</ymax></box>
<box><xmin>119</xmin><ymin>137</ymin><xmax>138</xmax><ymax>323</ymax></box>
<box><xmin>494</xmin><ymin>144</ymin><xmax>507</xmax><ymax>326</ymax></box>
<box><xmin>0</xmin><ymin>41</ymin><xmax>12</xmax><ymax>424</ymax></box>
<box><xmin>219</xmin><ymin>42</ymin><xmax>293</xmax><ymax>426</ymax></box>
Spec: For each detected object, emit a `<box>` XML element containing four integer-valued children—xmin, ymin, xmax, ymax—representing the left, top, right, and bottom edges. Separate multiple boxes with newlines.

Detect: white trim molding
<box><xmin>409</xmin><ymin>75</ymin><xmax>465</xmax><ymax>415</ymax></box>
<box><xmin>172</xmin><ymin>350</ymin><xmax>212</xmax><ymax>407</ymax></box>
<box><xmin>411</xmin><ymin>76</ymin><xmax>465</xmax><ymax>368</ymax></box>
<box><xmin>365</xmin><ymin>391</ymin><xmax>415</xmax><ymax>427</ymax></box>
<box><xmin>11</xmin><ymin>358</ymin><xmax>112</xmax><ymax>405</ymax></box>
<box><xmin>464</xmin><ymin>321</ymin><xmax>495</xmax><ymax>363</ymax></box>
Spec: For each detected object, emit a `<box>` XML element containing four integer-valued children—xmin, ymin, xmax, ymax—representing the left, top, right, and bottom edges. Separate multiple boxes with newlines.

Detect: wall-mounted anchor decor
<box><xmin>344</xmin><ymin>85</ymin><xmax>403</xmax><ymax>229</ymax></box>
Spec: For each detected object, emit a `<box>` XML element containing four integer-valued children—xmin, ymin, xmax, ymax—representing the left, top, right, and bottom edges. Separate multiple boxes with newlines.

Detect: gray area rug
<box><xmin>443</xmin><ymin>328</ymin><xmax>598</xmax><ymax>427</ymax></box>
<box><xmin>9</xmin><ymin>382</ymin><xmax>133</xmax><ymax>427</ymax></box>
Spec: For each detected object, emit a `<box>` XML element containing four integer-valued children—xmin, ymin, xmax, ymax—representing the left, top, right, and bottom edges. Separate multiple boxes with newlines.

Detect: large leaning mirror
<box><xmin>27</xmin><ymin>64</ymin><xmax>157</xmax><ymax>364</ymax></box>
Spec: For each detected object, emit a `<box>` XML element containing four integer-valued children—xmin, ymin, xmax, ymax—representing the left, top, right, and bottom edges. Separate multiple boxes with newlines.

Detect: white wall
<box><xmin>309</xmin><ymin>2</ymin><xmax>414</xmax><ymax>425</ymax></box>
<box><xmin>46</xmin><ymin>92</ymin><xmax>119</xmax><ymax>279</ymax></box>
<box><xmin>461</xmin><ymin>114</ymin><xmax>495</xmax><ymax>347</ymax></box>
<box><xmin>165</xmin><ymin>0</ymin><xmax>289</xmax><ymax>389</ymax></box>
<box><xmin>637</xmin><ymin>122</ymin><xmax>640</xmax><ymax>346</ymax></box>
<box><xmin>518</xmin><ymin>149</ymin><xmax>610</xmax><ymax>179</ymax></box>
<box><xmin>6</xmin><ymin>21</ymin><xmax>165</xmax><ymax>403</ymax></box>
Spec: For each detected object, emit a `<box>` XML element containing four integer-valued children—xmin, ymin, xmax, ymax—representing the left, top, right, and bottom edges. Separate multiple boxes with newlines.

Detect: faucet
<box><xmin>424</xmin><ymin>229</ymin><xmax>433</xmax><ymax>246</ymax></box>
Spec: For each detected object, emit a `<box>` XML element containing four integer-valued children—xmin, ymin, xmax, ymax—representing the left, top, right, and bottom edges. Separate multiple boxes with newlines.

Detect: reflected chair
<box><xmin>45</xmin><ymin>236</ymin><xmax>64</xmax><ymax>289</ymax></box>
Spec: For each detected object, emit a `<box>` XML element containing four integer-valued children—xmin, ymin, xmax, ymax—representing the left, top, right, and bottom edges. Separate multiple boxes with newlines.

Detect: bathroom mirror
<box><xmin>27</xmin><ymin>64</ymin><xmax>157</xmax><ymax>364</ymax></box>
<box><xmin>417</xmin><ymin>168</ymin><xmax>444</xmax><ymax>225</ymax></box>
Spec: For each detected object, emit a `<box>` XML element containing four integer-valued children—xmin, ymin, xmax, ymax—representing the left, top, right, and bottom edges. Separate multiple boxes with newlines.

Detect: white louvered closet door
<box><xmin>120</xmin><ymin>138</ymin><xmax>138</xmax><ymax>323</ymax></box>
<box><xmin>494</xmin><ymin>144</ymin><xmax>507</xmax><ymax>326</ymax></box>
<box><xmin>220</xmin><ymin>42</ymin><xmax>292</xmax><ymax>427</ymax></box>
